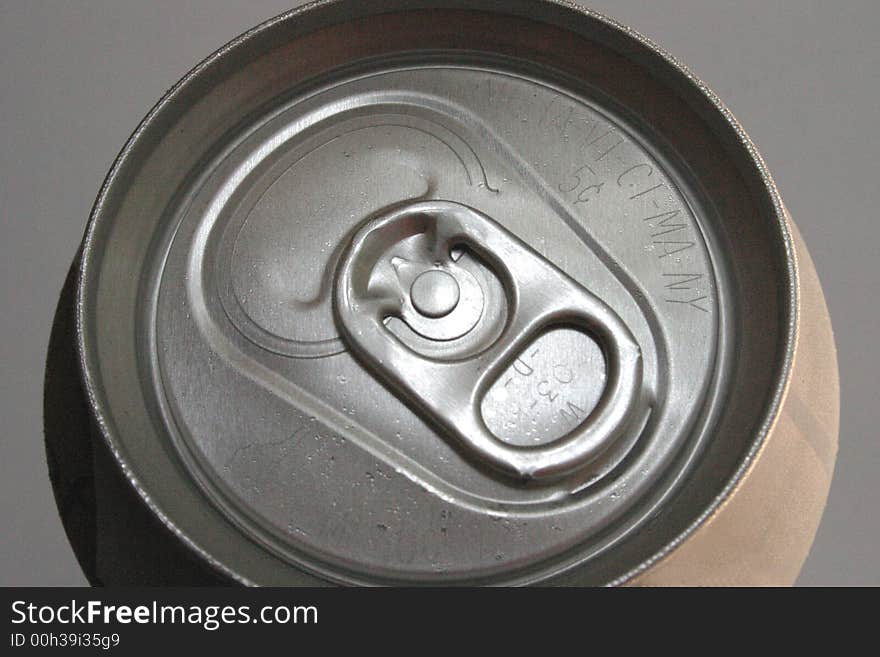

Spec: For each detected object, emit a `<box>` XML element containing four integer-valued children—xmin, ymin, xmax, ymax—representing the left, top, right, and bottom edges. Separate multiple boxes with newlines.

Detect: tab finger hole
<box><xmin>480</xmin><ymin>327</ymin><xmax>607</xmax><ymax>447</ymax></box>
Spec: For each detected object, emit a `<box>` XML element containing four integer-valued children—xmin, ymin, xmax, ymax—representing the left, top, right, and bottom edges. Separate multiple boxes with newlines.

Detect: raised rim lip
<box><xmin>74</xmin><ymin>0</ymin><xmax>798</xmax><ymax>587</ymax></box>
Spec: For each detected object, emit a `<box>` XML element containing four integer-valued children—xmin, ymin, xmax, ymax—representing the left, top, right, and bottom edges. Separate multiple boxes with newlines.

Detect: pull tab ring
<box><xmin>335</xmin><ymin>201</ymin><xmax>642</xmax><ymax>482</ymax></box>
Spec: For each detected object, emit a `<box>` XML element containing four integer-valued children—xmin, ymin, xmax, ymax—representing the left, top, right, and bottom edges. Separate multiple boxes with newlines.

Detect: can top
<box><xmin>77</xmin><ymin>0</ymin><xmax>797</xmax><ymax>585</ymax></box>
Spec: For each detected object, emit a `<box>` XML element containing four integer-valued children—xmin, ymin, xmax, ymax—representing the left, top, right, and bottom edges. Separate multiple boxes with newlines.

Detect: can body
<box><xmin>47</xmin><ymin>0</ymin><xmax>838</xmax><ymax>585</ymax></box>
<box><xmin>629</xmin><ymin>220</ymin><xmax>838</xmax><ymax>586</ymax></box>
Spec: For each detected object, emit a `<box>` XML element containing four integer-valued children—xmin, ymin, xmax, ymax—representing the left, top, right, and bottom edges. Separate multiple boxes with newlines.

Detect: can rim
<box><xmin>74</xmin><ymin>0</ymin><xmax>798</xmax><ymax>586</ymax></box>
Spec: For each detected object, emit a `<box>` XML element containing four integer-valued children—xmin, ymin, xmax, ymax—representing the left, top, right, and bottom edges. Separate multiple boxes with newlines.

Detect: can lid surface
<box><xmin>76</xmin><ymin>0</ymin><xmax>805</xmax><ymax>585</ymax></box>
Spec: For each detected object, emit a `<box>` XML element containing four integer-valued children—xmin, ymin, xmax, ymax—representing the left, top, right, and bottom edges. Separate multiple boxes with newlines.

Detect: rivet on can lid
<box><xmin>410</xmin><ymin>269</ymin><xmax>461</xmax><ymax>318</ymax></box>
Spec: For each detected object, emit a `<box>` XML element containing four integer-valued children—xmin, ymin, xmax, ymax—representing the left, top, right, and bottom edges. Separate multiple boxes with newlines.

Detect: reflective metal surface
<box><xmin>335</xmin><ymin>200</ymin><xmax>643</xmax><ymax>481</ymax></box>
<box><xmin>150</xmin><ymin>60</ymin><xmax>722</xmax><ymax>583</ymax></box>
<box><xmin>73</xmin><ymin>0</ymin><xmax>829</xmax><ymax>586</ymax></box>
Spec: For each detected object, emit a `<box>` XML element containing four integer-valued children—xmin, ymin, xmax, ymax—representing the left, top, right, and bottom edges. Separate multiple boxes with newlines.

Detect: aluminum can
<box><xmin>47</xmin><ymin>0</ymin><xmax>839</xmax><ymax>585</ymax></box>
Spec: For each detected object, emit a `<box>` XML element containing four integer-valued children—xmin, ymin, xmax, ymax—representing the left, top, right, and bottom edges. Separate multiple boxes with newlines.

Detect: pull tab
<box><xmin>334</xmin><ymin>201</ymin><xmax>642</xmax><ymax>482</ymax></box>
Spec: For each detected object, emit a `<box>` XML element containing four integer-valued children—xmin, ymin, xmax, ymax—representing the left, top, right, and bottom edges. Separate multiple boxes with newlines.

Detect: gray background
<box><xmin>1</xmin><ymin>0</ymin><xmax>876</xmax><ymax>586</ymax></box>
